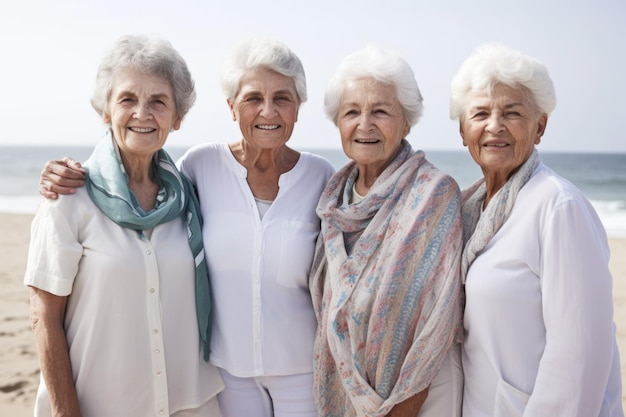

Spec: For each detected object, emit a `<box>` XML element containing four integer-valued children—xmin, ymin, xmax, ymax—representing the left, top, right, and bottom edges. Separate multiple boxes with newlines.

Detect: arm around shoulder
<box><xmin>40</xmin><ymin>157</ymin><xmax>86</xmax><ymax>199</ymax></box>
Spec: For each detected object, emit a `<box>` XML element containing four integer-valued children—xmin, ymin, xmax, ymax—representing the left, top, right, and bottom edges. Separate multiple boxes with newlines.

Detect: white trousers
<box><xmin>218</xmin><ymin>369</ymin><xmax>317</xmax><ymax>417</ymax></box>
<box><xmin>419</xmin><ymin>343</ymin><xmax>463</xmax><ymax>417</ymax></box>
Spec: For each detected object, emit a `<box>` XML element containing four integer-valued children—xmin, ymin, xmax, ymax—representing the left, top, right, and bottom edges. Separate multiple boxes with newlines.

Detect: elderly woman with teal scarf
<box><xmin>24</xmin><ymin>35</ymin><xmax>223</xmax><ymax>417</ymax></box>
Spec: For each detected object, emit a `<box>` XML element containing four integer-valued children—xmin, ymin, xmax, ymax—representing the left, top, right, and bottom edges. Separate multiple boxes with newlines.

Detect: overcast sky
<box><xmin>1</xmin><ymin>0</ymin><xmax>624</xmax><ymax>152</ymax></box>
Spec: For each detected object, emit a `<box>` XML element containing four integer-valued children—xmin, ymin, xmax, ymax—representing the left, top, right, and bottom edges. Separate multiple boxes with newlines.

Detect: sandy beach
<box><xmin>1</xmin><ymin>212</ymin><xmax>625</xmax><ymax>416</ymax></box>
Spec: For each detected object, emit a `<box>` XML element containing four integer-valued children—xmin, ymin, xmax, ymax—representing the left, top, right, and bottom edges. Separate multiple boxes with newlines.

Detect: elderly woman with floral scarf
<box><xmin>309</xmin><ymin>46</ymin><xmax>464</xmax><ymax>417</ymax></box>
<box><xmin>451</xmin><ymin>44</ymin><xmax>623</xmax><ymax>417</ymax></box>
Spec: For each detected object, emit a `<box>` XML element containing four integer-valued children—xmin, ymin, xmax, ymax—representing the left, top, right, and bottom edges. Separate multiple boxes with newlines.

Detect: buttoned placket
<box><xmin>138</xmin><ymin>231</ymin><xmax>170</xmax><ymax>416</ymax></box>
<box><xmin>245</xmin><ymin>185</ymin><xmax>265</xmax><ymax>374</ymax></box>
<box><xmin>242</xmin><ymin>172</ymin><xmax>286</xmax><ymax>374</ymax></box>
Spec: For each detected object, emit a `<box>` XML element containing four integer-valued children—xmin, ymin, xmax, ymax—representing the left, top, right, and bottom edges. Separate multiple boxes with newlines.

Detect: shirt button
<box><xmin>156</xmin><ymin>371</ymin><xmax>162</xmax><ymax>377</ymax></box>
<box><xmin>149</xmin><ymin>288</ymin><xmax>156</xmax><ymax>293</ymax></box>
<box><xmin>146</xmin><ymin>249</ymin><xmax>152</xmax><ymax>255</ymax></box>
<box><xmin>154</xmin><ymin>349</ymin><xmax>160</xmax><ymax>355</ymax></box>
<box><xmin>159</xmin><ymin>410</ymin><xmax>165</xmax><ymax>415</ymax></box>
<box><xmin>153</xmin><ymin>329</ymin><xmax>159</xmax><ymax>334</ymax></box>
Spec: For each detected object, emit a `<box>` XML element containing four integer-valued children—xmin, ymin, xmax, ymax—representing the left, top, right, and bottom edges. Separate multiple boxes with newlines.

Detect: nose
<box><xmin>134</xmin><ymin>101</ymin><xmax>152</xmax><ymax>120</ymax></box>
<box><xmin>259</xmin><ymin>99</ymin><xmax>277</xmax><ymax>118</ymax></box>
<box><xmin>357</xmin><ymin>113</ymin><xmax>375</xmax><ymax>131</ymax></box>
<box><xmin>485</xmin><ymin>113</ymin><xmax>505</xmax><ymax>134</ymax></box>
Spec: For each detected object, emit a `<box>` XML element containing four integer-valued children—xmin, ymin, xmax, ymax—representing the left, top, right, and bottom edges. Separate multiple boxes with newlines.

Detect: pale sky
<box><xmin>1</xmin><ymin>0</ymin><xmax>624</xmax><ymax>152</ymax></box>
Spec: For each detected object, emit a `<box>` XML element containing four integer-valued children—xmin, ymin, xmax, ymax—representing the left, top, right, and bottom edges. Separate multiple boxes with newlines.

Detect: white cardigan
<box><xmin>462</xmin><ymin>163</ymin><xmax>623</xmax><ymax>417</ymax></box>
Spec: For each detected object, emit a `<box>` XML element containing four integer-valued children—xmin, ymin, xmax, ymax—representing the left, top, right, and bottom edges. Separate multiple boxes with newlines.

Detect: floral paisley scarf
<box><xmin>84</xmin><ymin>132</ymin><xmax>213</xmax><ymax>360</ymax></box>
<box><xmin>309</xmin><ymin>140</ymin><xmax>464</xmax><ymax>417</ymax></box>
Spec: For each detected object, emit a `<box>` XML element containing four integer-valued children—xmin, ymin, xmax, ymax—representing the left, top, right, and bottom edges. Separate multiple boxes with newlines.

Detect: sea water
<box><xmin>1</xmin><ymin>145</ymin><xmax>624</xmax><ymax>237</ymax></box>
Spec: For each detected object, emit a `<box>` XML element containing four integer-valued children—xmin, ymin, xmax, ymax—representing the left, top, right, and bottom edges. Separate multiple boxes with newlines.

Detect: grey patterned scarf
<box><xmin>461</xmin><ymin>149</ymin><xmax>540</xmax><ymax>281</ymax></box>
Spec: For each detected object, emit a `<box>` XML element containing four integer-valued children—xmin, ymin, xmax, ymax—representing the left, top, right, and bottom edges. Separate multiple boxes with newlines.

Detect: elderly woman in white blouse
<box><xmin>451</xmin><ymin>43</ymin><xmax>623</xmax><ymax>417</ymax></box>
<box><xmin>25</xmin><ymin>35</ymin><xmax>223</xmax><ymax>417</ymax></box>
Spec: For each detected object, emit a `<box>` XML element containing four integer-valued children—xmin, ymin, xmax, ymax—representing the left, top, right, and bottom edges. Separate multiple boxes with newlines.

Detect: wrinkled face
<box><xmin>228</xmin><ymin>68</ymin><xmax>300</xmax><ymax>150</ymax></box>
<box><xmin>104</xmin><ymin>69</ymin><xmax>181</xmax><ymax>158</ymax></box>
<box><xmin>337</xmin><ymin>77</ymin><xmax>409</xmax><ymax>174</ymax></box>
<box><xmin>459</xmin><ymin>83</ymin><xmax>547</xmax><ymax>180</ymax></box>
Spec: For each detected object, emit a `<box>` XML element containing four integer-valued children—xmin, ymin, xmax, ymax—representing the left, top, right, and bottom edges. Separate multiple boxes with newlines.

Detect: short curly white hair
<box><xmin>90</xmin><ymin>34</ymin><xmax>195</xmax><ymax>121</ymax></box>
<box><xmin>449</xmin><ymin>43</ymin><xmax>556</xmax><ymax>120</ymax></box>
<box><xmin>220</xmin><ymin>38</ymin><xmax>307</xmax><ymax>104</ymax></box>
<box><xmin>324</xmin><ymin>45</ymin><xmax>423</xmax><ymax>128</ymax></box>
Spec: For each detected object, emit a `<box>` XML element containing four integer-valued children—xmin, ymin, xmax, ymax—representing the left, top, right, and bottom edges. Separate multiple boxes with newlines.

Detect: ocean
<box><xmin>1</xmin><ymin>145</ymin><xmax>625</xmax><ymax>237</ymax></box>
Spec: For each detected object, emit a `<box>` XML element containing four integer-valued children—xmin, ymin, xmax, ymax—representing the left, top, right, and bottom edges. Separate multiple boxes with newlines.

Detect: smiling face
<box><xmin>337</xmin><ymin>77</ymin><xmax>409</xmax><ymax>177</ymax></box>
<box><xmin>228</xmin><ymin>68</ymin><xmax>300</xmax><ymax>151</ymax></box>
<box><xmin>104</xmin><ymin>68</ymin><xmax>182</xmax><ymax>158</ymax></box>
<box><xmin>459</xmin><ymin>83</ymin><xmax>547</xmax><ymax>186</ymax></box>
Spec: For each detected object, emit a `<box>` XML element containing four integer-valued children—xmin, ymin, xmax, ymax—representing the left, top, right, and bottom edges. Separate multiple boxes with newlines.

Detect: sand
<box><xmin>0</xmin><ymin>213</ymin><xmax>39</xmax><ymax>417</ymax></box>
<box><xmin>1</xmin><ymin>212</ymin><xmax>625</xmax><ymax>416</ymax></box>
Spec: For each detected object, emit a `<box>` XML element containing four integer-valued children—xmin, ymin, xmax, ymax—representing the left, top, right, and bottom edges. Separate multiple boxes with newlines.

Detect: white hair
<box><xmin>449</xmin><ymin>43</ymin><xmax>556</xmax><ymax>120</ymax></box>
<box><xmin>220</xmin><ymin>38</ymin><xmax>307</xmax><ymax>104</ymax></box>
<box><xmin>324</xmin><ymin>45</ymin><xmax>423</xmax><ymax>127</ymax></box>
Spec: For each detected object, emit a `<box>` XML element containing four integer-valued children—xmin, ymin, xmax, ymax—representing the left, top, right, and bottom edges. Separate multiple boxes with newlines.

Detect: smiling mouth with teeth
<box><xmin>257</xmin><ymin>124</ymin><xmax>279</xmax><ymax>130</ymax></box>
<box><xmin>129</xmin><ymin>127</ymin><xmax>155</xmax><ymax>133</ymax></box>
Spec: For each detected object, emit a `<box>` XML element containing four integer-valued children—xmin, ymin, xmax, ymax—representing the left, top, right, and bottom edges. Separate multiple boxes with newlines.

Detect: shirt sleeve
<box><xmin>24</xmin><ymin>197</ymin><xmax>83</xmax><ymax>296</ymax></box>
<box><xmin>524</xmin><ymin>193</ymin><xmax>615</xmax><ymax>416</ymax></box>
<box><xmin>177</xmin><ymin>152</ymin><xmax>191</xmax><ymax>180</ymax></box>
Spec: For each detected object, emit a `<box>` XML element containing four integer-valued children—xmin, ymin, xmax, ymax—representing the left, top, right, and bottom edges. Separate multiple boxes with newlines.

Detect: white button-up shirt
<box><xmin>180</xmin><ymin>143</ymin><xmax>335</xmax><ymax>377</ymax></box>
<box><xmin>25</xmin><ymin>188</ymin><xmax>223</xmax><ymax>417</ymax></box>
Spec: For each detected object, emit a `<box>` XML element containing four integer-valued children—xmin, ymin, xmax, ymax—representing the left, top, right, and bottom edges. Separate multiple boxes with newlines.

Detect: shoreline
<box><xmin>1</xmin><ymin>212</ymin><xmax>625</xmax><ymax>415</ymax></box>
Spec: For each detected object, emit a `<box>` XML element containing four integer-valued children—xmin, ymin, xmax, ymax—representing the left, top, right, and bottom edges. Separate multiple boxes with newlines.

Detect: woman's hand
<box><xmin>386</xmin><ymin>387</ymin><xmax>429</xmax><ymax>417</ymax></box>
<box><xmin>39</xmin><ymin>157</ymin><xmax>86</xmax><ymax>199</ymax></box>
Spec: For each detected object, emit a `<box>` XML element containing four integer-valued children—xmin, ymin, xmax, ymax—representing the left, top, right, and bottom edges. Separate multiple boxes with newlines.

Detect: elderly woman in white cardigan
<box><xmin>451</xmin><ymin>43</ymin><xmax>623</xmax><ymax>417</ymax></box>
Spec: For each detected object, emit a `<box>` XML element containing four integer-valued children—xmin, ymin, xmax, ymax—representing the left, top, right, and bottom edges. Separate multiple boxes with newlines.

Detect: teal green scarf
<box><xmin>84</xmin><ymin>132</ymin><xmax>212</xmax><ymax>360</ymax></box>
